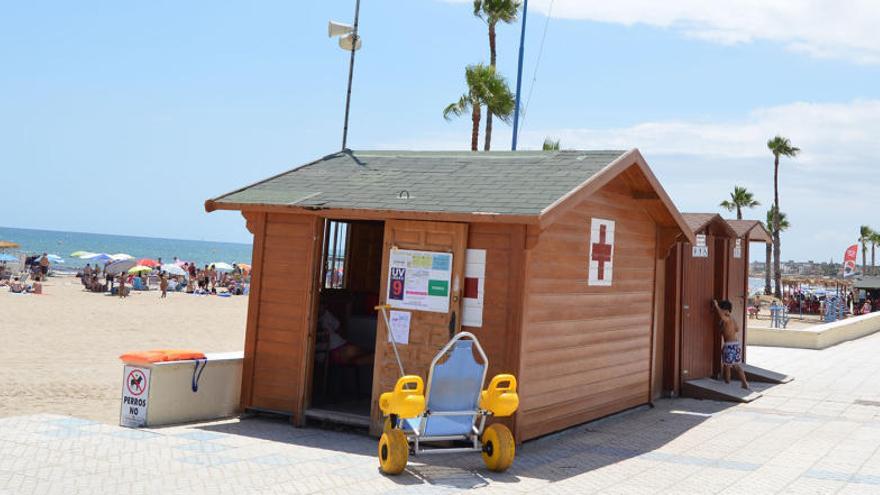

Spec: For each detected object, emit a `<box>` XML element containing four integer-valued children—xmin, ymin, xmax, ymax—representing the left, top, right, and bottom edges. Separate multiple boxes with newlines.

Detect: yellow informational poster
<box><xmin>387</xmin><ymin>249</ymin><xmax>453</xmax><ymax>313</ymax></box>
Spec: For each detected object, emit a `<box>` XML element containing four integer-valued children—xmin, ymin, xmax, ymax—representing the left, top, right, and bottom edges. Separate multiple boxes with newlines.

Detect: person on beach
<box><xmin>713</xmin><ymin>299</ymin><xmax>749</xmax><ymax>390</ymax></box>
<box><xmin>39</xmin><ymin>253</ymin><xmax>49</xmax><ymax>281</ymax></box>
<box><xmin>118</xmin><ymin>272</ymin><xmax>127</xmax><ymax>298</ymax></box>
<box><xmin>209</xmin><ymin>264</ymin><xmax>217</xmax><ymax>290</ymax></box>
<box><xmin>159</xmin><ymin>274</ymin><xmax>168</xmax><ymax>298</ymax></box>
<box><xmin>862</xmin><ymin>299</ymin><xmax>872</xmax><ymax>315</ymax></box>
<box><xmin>202</xmin><ymin>265</ymin><xmax>210</xmax><ymax>291</ymax></box>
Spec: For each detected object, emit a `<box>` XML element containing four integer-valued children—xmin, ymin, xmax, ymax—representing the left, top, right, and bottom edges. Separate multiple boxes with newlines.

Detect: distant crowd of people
<box><xmin>78</xmin><ymin>260</ymin><xmax>248</xmax><ymax>299</ymax></box>
<box><xmin>0</xmin><ymin>253</ymin><xmax>50</xmax><ymax>293</ymax></box>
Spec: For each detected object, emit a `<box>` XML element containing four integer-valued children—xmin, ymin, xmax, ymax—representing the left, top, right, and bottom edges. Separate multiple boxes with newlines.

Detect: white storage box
<box><xmin>120</xmin><ymin>351</ymin><xmax>243</xmax><ymax>427</ymax></box>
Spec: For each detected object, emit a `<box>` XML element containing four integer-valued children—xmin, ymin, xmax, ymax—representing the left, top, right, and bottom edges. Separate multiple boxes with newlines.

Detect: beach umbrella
<box><xmin>105</xmin><ymin>259</ymin><xmax>137</xmax><ymax>275</ymax></box>
<box><xmin>137</xmin><ymin>258</ymin><xmax>159</xmax><ymax>268</ymax></box>
<box><xmin>160</xmin><ymin>264</ymin><xmax>187</xmax><ymax>276</ymax></box>
<box><xmin>82</xmin><ymin>253</ymin><xmax>114</xmax><ymax>263</ymax></box>
<box><xmin>71</xmin><ymin>251</ymin><xmax>95</xmax><ymax>258</ymax></box>
<box><xmin>212</xmin><ymin>262</ymin><xmax>234</xmax><ymax>272</ymax></box>
<box><xmin>0</xmin><ymin>240</ymin><xmax>19</xmax><ymax>249</ymax></box>
<box><xmin>0</xmin><ymin>253</ymin><xmax>17</xmax><ymax>262</ymax></box>
<box><xmin>110</xmin><ymin>253</ymin><xmax>134</xmax><ymax>261</ymax></box>
<box><xmin>128</xmin><ymin>265</ymin><xmax>153</xmax><ymax>274</ymax></box>
<box><xmin>46</xmin><ymin>254</ymin><xmax>64</xmax><ymax>264</ymax></box>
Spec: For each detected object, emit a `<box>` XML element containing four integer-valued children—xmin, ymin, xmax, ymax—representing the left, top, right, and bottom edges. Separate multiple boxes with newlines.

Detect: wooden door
<box><xmin>243</xmin><ymin>213</ymin><xmax>322</xmax><ymax>422</ymax></box>
<box><xmin>727</xmin><ymin>237</ymin><xmax>747</xmax><ymax>341</ymax></box>
<box><xmin>369</xmin><ymin>220</ymin><xmax>468</xmax><ymax>434</ymax></box>
<box><xmin>679</xmin><ymin>236</ymin><xmax>716</xmax><ymax>381</ymax></box>
<box><xmin>713</xmin><ymin>237</ymin><xmax>729</xmax><ymax>378</ymax></box>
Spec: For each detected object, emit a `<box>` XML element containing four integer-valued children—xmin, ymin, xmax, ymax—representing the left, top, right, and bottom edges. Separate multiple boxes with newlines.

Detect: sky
<box><xmin>2</xmin><ymin>1</ymin><xmax>878</xmax><ymax>262</ymax></box>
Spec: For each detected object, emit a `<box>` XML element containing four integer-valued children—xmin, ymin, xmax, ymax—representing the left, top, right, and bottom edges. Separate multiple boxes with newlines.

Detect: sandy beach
<box><xmin>0</xmin><ymin>277</ymin><xmax>246</xmax><ymax>423</ymax></box>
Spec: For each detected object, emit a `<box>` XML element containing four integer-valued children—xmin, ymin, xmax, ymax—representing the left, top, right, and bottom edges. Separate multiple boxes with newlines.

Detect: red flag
<box><xmin>843</xmin><ymin>244</ymin><xmax>858</xmax><ymax>277</ymax></box>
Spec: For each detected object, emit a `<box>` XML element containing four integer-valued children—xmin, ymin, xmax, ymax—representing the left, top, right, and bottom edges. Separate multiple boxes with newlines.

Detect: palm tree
<box><xmin>444</xmin><ymin>64</ymin><xmax>515</xmax><ymax>151</ymax></box>
<box><xmin>764</xmin><ymin>207</ymin><xmax>789</xmax><ymax>295</ymax></box>
<box><xmin>859</xmin><ymin>225</ymin><xmax>873</xmax><ymax>275</ymax></box>
<box><xmin>720</xmin><ymin>186</ymin><xmax>760</xmax><ymax>220</ymax></box>
<box><xmin>872</xmin><ymin>232</ymin><xmax>880</xmax><ymax>276</ymax></box>
<box><xmin>767</xmin><ymin>136</ymin><xmax>800</xmax><ymax>298</ymax></box>
<box><xmin>542</xmin><ymin>138</ymin><xmax>560</xmax><ymax>151</ymax></box>
<box><xmin>473</xmin><ymin>0</ymin><xmax>521</xmax><ymax>151</ymax></box>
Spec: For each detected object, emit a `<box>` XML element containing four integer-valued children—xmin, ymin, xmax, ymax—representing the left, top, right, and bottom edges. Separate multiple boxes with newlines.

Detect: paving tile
<box><xmin>8</xmin><ymin>335</ymin><xmax>880</xmax><ymax>492</ymax></box>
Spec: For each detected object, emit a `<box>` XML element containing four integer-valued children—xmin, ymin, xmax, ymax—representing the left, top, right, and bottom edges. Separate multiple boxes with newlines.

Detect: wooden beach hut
<box><xmin>659</xmin><ymin>215</ymin><xmax>772</xmax><ymax>398</ymax></box>
<box><xmin>205</xmin><ymin>149</ymin><xmax>693</xmax><ymax>441</ymax></box>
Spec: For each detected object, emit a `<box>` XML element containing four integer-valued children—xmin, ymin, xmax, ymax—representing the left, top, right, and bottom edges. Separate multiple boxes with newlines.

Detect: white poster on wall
<box><xmin>733</xmin><ymin>238</ymin><xmax>742</xmax><ymax>259</ymax></box>
<box><xmin>388</xmin><ymin>310</ymin><xmax>411</xmax><ymax>345</ymax></box>
<box><xmin>387</xmin><ymin>249</ymin><xmax>453</xmax><ymax>313</ymax></box>
<box><xmin>588</xmin><ymin>218</ymin><xmax>615</xmax><ymax>286</ymax></box>
<box><xmin>462</xmin><ymin>249</ymin><xmax>486</xmax><ymax>327</ymax></box>
<box><xmin>120</xmin><ymin>365</ymin><xmax>150</xmax><ymax>428</ymax></box>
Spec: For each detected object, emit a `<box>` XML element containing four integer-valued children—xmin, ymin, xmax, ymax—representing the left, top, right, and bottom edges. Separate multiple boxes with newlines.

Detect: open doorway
<box><xmin>306</xmin><ymin>219</ymin><xmax>384</xmax><ymax>427</ymax></box>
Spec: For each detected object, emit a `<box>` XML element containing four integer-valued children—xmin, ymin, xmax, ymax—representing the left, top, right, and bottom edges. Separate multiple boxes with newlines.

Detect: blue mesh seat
<box><xmin>400</xmin><ymin>339</ymin><xmax>485</xmax><ymax>438</ymax></box>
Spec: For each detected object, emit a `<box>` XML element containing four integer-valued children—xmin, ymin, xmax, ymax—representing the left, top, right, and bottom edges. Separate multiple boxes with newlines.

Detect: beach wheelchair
<box><xmin>375</xmin><ymin>329</ymin><xmax>520</xmax><ymax>475</ymax></box>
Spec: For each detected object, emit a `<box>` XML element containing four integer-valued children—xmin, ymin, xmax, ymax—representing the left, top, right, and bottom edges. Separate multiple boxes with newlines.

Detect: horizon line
<box><xmin>0</xmin><ymin>225</ymin><xmax>252</xmax><ymax>247</ymax></box>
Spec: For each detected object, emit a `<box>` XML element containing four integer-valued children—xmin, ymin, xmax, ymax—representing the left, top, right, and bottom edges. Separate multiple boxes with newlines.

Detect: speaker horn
<box><xmin>338</xmin><ymin>33</ymin><xmax>362</xmax><ymax>51</ymax></box>
<box><xmin>328</xmin><ymin>21</ymin><xmax>353</xmax><ymax>37</ymax></box>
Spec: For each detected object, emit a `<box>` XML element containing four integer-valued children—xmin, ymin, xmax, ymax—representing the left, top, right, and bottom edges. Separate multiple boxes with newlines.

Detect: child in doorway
<box><xmin>713</xmin><ymin>299</ymin><xmax>750</xmax><ymax>390</ymax></box>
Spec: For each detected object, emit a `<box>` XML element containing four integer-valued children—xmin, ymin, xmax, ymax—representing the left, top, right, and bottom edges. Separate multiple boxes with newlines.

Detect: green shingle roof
<box><xmin>208</xmin><ymin>149</ymin><xmax>628</xmax><ymax>216</ymax></box>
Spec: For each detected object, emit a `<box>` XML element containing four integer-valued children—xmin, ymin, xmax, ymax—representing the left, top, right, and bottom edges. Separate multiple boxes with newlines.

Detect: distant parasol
<box><xmin>0</xmin><ymin>240</ymin><xmax>19</xmax><ymax>249</ymax></box>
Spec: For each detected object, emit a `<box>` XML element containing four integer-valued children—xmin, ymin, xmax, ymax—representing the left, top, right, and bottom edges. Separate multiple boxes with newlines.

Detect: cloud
<box><xmin>519</xmin><ymin>100</ymin><xmax>880</xmax><ymax>169</ymax></box>
<box><xmin>444</xmin><ymin>0</ymin><xmax>880</xmax><ymax>64</ymax></box>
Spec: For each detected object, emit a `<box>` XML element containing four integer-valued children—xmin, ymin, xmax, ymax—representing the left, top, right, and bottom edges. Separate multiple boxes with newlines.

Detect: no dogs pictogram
<box><xmin>127</xmin><ymin>369</ymin><xmax>147</xmax><ymax>396</ymax></box>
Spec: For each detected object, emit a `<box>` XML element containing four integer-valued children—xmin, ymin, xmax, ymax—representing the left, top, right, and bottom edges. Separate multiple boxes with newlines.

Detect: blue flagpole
<box><xmin>511</xmin><ymin>0</ymin><xmax>528</xmax><ymax>151</ymax></box>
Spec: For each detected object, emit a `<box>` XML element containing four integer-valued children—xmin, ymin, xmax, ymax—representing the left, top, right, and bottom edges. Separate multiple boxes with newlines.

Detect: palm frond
<box><xmin>543</xmin><ymin>138</ymin><xmax>560</xmax><ymax>151</ymax></box>
<box><xmin>768</xmin><ymin>135</ymin><xmax>801</xmax><ymax>158</ymax></box>
<box><xmin>443</xmin><ymin>95</ymin><xmax>470</xmax><ymax>121</ymax></box>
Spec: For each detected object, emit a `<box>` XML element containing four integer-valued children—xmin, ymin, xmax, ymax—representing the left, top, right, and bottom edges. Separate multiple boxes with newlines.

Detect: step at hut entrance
<box><xmin>205</xmin><ymin>149</ymin><xmax>693</xmax><ymax>441</ymax></box>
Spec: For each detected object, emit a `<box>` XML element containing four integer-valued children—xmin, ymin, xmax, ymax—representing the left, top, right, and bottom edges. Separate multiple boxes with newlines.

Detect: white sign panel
<box><xmin>388</xmin><ymin>310</ymin><xmax>411</xmax><ymax>345</ymax></box>
<box><xmin>387</xmin><ymin>249</ymin><xmax>453</xmax><ymax>313</ymax></box>
<box><xmin>588</xmin><ymin>218</ymin><xmax>615</xmax><ymax>286</ymax></box>
<box><xmin>733</xmin><ymin>239</ymin><xmax>742</xmax><ymax>259</ymax></box>
<box><xmin>695</xmin><ymin>234</ymin><xmax>707</xmax><ymax>247</ymax></box>
<box><xmin>462</xmin><ymin>249</ymin><xmax>486</xmax><ymax>327</ymax></box>
<box><xmin>120</xmin><ymin>365</ymin><xmax>150</xmax><ymax>427</ymax></box>
<box><xmin>692</xmin><ymin>246</ymin><xmax>709</xmax><ymax>258</ymax></box>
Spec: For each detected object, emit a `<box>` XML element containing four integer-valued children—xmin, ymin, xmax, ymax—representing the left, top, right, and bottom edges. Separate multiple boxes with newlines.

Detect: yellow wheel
<box><xmin>481</xmin><ymin>423</ymin><xmax>515</xmax><ymax>472</ymax></box>
<box><xmin>378</xmin><ymin>429</ymin><xmax>408</xmax><ymax>475</ymax></box>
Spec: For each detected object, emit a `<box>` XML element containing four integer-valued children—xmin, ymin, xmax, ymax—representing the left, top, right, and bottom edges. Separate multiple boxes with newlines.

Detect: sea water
<box><xmin>0</xmin><ymin>226</ymin><xmax>251</xmax><ymax>269</ymax></box>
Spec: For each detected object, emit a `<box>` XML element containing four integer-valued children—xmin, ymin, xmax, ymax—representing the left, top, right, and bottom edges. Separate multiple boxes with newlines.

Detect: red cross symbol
<box><xmin>591</xmin><ymin>224</ymin><xmax>613</xmax><ymax>280</ymax></box>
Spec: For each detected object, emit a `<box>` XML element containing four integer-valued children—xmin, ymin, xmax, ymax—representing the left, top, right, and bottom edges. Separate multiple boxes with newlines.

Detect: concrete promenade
<box><xmin>5</xmin><ymin>332</ymin><xmax>880</xmax><ymax>494</ymax></box>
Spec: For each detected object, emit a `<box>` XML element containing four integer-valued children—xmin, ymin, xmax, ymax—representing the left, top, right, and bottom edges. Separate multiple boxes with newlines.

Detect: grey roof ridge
<box><xmin>207</xmin><ymin>149</ymin><xmax>348</xmax><ymax>204</ymax></box>
<box><xmin>538</xmin><ymin>148</ymin><xmax>635</xmax><ymax>218</ymax></box>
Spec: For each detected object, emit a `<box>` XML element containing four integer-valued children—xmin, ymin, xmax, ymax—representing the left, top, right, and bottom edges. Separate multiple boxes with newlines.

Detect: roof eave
<box><xmin>205</xmin><ymin>200</ymin><xmax>540</xmax><ymax>225</ymax></box>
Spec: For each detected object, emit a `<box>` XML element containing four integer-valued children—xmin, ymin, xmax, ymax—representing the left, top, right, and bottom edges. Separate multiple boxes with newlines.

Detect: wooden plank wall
<box><xmin>661</xmin><ymin>246</ymin><xmax>682</xmax><ymax>395</ymax></box>
<box><xmin>463</xmin><ymin>223</ymin><xmax>525</xmax><ymax>380</ymax></box>
<box><xmin>517</xmin><ymin>178</ymin><xmax>658</xmax><ymax>441</ymax></box>
<box><xmin>242</xmin><ymin>213</ymin><xmax>320</xmax><ymax>421</ymax></box>
<box><xmin>651</xmin><ymin>257</ymin><xmax>666</xmax><ymax>400</ymax></box>
<box><xmin>346</xmin><ymin>221</ymin><xmax>384</xmax><ymax>294</ymax></box>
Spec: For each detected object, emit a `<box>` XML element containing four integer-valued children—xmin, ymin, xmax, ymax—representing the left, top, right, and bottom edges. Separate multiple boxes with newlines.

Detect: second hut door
<box><xmin>369</xmin><ymin>220</ymin><xmax>468</xmax><ymax>434</ymax></box>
